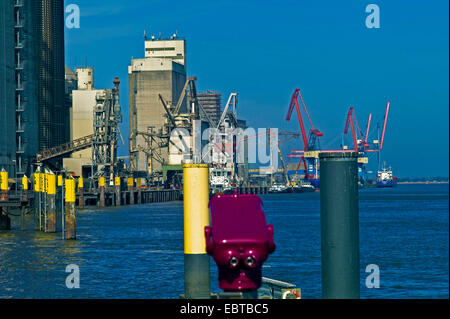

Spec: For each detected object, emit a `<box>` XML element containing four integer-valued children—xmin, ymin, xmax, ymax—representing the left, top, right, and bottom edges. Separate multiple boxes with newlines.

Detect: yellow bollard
<box><xmin>182</xmin><ymin>163</ymin><xmax>211</xmax><ymax>299</ymax></box>
<box><xmin>46</xmin><ymin>173</ymin><xmax>56</xmax><ymax>232</ymax></box>
<box><xmin>22</xmin><ymin>175</ymin><xmax>28</xmax><ymax>190</ymax></box>
<box><xmin>65</xmin><ymin>179</ymin><xmax>76</xmax><ymax>239</ymax></box>
<box><xmin>99</xmin><ymin>176</ymin><xmax>106</xmax><ymax>207</ymax></box>
<box><xmin>127</xmin><ymin>177</ymin><xmax>134</xmax><ymax>205</ymax></box>
<box><xmin>0</xmin><ymin>169</ymin><xmax>8</xmax><ymax>201</ymax></box>
<box><xmin>78</xmin><ymin>177</ymin><xmax>84</xmax><ymax>209</ymax></box>
<box><xmin>114</xmin><ymin>176</ymin><xmax>121</xmax><ymax>206</ymax></box>
<box><xmin>33</xmin><ymin>171</ymin><xmax>41</xmax><ymax>230</ymax></box>
<box><xmin>127</xmin><ymin>177</ymin><xmax>134</xmax><ymax>187</ymax></box>
<box><xmin>136</xmin><ymin>178</ymin><xmax>142</xmax><ymax>204</ymax></box>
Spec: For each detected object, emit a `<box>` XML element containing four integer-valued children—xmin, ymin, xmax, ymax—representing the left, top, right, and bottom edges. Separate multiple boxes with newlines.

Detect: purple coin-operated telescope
<box><xmin>205</xmin><ymin>193</ymin><xmax>275</xmax><ymax>292</ymax></box>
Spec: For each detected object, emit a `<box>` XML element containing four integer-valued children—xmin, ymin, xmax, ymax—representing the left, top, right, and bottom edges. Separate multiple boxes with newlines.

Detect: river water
<box><xmin>0</xmin><ymin>184</ymin><xmax>448</xmax><ymax>299</ymax></box>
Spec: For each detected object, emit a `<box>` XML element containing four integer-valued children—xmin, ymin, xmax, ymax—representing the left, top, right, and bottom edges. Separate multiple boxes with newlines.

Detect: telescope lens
<box><xmin>246</xmin><ymin>256</ymin><xmax>255</xmax><ymax>267</ymax></box>
<box><xmin>229</xmin><ymin>256</ymin><xmax>239</xmax><ymax>268</ymax></box>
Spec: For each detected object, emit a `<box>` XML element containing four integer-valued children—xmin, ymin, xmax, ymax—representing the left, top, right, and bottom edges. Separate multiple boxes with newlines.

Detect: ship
<box><xmin>376</xmin><ymin>165</ymin><xmax>397</xmax><ymax>188</ymax></box>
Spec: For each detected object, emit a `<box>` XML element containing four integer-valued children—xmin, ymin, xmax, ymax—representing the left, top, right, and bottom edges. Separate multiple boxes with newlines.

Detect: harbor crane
<box><xmin>285</xmin><ymin>88</ymin><xmax>323</xmax><ymax>187</ymax></box>
<box><xmin>342</xmin><ymin>102</ymin><xmax>391</xmax><ymax>184</ymax></box>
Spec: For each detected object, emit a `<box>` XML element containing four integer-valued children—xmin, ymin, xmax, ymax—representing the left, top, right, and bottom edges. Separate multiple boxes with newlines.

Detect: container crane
<box><xmin>286</xmin><ymin>88</ymin><xmax>323</xmax><ymax>188</ymax></box>
<box><xmin>342</xmin><ymin>106</ymin><xmax>371</xmax><ymax>184</ymax></box>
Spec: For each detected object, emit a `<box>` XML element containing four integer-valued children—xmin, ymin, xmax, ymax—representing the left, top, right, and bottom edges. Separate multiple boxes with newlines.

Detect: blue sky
<box><xmin>64</xmin><ymin>0</ymin><xmax>449</xmax><ymax>178</ymax></box>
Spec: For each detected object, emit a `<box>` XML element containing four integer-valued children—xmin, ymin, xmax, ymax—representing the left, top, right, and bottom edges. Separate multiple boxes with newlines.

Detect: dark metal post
<box><xmin>319</xmin><ymin>151</ymin><xmax>360</xmax><ymax>299</ymax></box>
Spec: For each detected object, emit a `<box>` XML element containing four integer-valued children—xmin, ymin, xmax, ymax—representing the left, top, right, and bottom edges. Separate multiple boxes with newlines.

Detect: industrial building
<box><xmin>128</xmin><ymin>37</ymin><xmax>187</xmax><ymax>175</ymax></box>
<box><xmin>0</xmin><ymin>1</ymin><xmax>16</xmax><ymax>175</ymax></box>
<box><xmin>0</xmin><ymin>0</ymin><xmax>67</xmax><ymax>176</ymax></box>
<box><xmin>61</xmin><ymin>67</ymin><xmax>123</xmax><ymax>178</ymax></box>
<box><xmin>62</xmin><ymin>67</ymin><xmax>102</xmax><ymax>176</ymax></box>
<box><xmin>198</xmin><ymin>91</ymin><xmax>222</xmax><ymax>126</ymax></box>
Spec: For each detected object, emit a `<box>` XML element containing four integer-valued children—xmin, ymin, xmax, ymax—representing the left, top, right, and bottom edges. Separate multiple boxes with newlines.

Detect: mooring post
<box><xmin>99</xmin><ymin>176</ymin><xmax>106</xmax><ymax>207</ymax></box>
<box><xmin>0</xmin><ymin>167</ymin><xmax>10</xmax><ymax>230</ymax></box>
<box><xmin>33</xmin><ymin>170</ymin><xmax>40</xmax><ymax>230</ymax></box>
<box><xmin>65</xmin><ymin>178</ymin><xmax>76</xmax><ymax>240</ymax></box>
<box><xmin>46</xmin><ymin>172</ymin><xmax>56</xmax><ymax>232</ymax></box>
<box><xmin>43</xmin><ymin>172</ymin><xmax>48</xmax><ymax>231</ymax></box>
<box><xmin>136</xmin><ymin>178</ymin><xmax>142</xmax><ymax>204</ymax></box>
<box><xmin>78</xmin><ymin>177</ymin><xmax>84</xmax><ymax>209</ymax></box>
<box><xmin>21</xmin><ymin>175</ymin><xmax>28</xmax><ymax>231</ymax></box>
<box><xmin>319</xmin><ymin>151</ymin><xmax>360</xmax><ymax>299</ymax></box>
<box><xmin>58</xmin><ymin>175</ymin><xmax>65</xmax><ymax>239</ymax></box>
<box><xmin>21</xmin><ymin>175</ymin><xmax>28</xmax><ymax>202</ymax></box>
<box><xmin>127</xmin><ymin>177</ymin><xmax>134</xmax><ymax>205</ymax></box>
<box><xmin>183</xmin><ymin>163</ymin><xmax>211</xmax><ymax>299</ymax></box>
<box><xmin>0</xmin><ymin>168</ymin><xmax>8</xmax><ymax>202</ymax></box>
<box><xmin>115</xmin><ymin>176</ymin><xmax>121</xmax><ymax>206</ymax></box>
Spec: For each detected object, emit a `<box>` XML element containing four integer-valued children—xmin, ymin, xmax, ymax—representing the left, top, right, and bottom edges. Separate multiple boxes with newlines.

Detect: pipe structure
<box><xmin>319</xmin><ymin>151</ymin><xmax>360</xmax><ymax>299</ymax></box>
<box><xmin>65</xmin><ymin>178</ymin><xmax>76</xmax><ymax>240</ymax></box>
<box><xmin>46</xmin><ymin>173</ymin><xmax>56</xmax><ymax>232</ymax></box>
<box><xmin>183</xmin><ymin>163</ymin><xmax>211</xmax><ymax>299</ymax></box>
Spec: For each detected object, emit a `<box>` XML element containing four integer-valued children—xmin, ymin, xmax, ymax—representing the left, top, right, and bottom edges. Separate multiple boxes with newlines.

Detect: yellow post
<box><xmin>0</xmin><ymin>168</ymin><xmax>10</xmax><ymax>229</ymax></box>
<box><xmin>114</xmin><ymin>176</ymin><xmax>121</xmax><ymax>206</ymax></box>
<box><xmin>22</xmin><ymin>175</ymin><xmax>28</xmax><ymax>190</ymax></box>
<box><xmin>99</xmin><ymin>177</ymin><xmax>106</xmax><ymax>207</ymax></box>
<box><xmin>65</xmin><ymin>179</ymin><xmax>76</xmax><ymax>239</ymax></box>
<box><xmin>127</xmin><ymin>177</ymin><xmax>134</xmax><ymax>205</ymax></box>
<box><xmin>21</xmin><ymin>175</ymin><xmax>28</xmax><ymax>202</ymax></box>
<box><xmin>0</xmin><ymin>169</ymin><xmax>8</xmax><ymax>201</ymax></box>
<box><xmin>99</xmin><ymin>177</ymin><xmax>105</xmax><ymax>187</ymax></box>
<box><xmin>127</xmin><ymin>177</ymin><xmax>134</xmax><ymax>187</ymax></box>
<box><xmin>136</xmin><ymin>177</ymin><xmax>142</xmax><ymax>204</ymax></box>
<box><xmin>57</xmin><ymin>175</ymin><xmax>63</xmax><ymax>187</ymax></box>
<box><xmin>78</xmin><ymin>177</ymin><xmax>84</xmax><ymax>189</ymax></box>
<box><xmin>46</xmin><ymin>173</ymin><xmax>56</xmax><ymax>232</ymax></box>
<box><xmin>33</xmin><ymin>170</ymin><xmax>41</xmax><ymax>230</ymax></box>
<box><xmin>78</xmin><ymin>177</ymin><xmax>84</xmax><ymax>209</ymax></box>
<box><xmin>182</xmin><ymin>163</ymin><xmax>210</xmax><ymax>299</ymax></box>
<box><xmin>34</xmin><ymin>172</ymin><xmax>40</xmax><ymax>192</ymax></box>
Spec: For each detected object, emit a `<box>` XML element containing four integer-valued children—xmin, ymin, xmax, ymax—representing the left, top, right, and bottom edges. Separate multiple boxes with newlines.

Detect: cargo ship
<box><xmin>376</xmin><ymin>165</ymin><xmax>397</xmax><ymax>188</ymax></box>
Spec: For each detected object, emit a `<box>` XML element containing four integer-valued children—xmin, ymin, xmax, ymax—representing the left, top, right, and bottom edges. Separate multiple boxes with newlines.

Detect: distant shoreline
<box><xmin>397</xmin><ymin>181</ymin><xmax>449</xmax><ymax>184</ymax></box>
